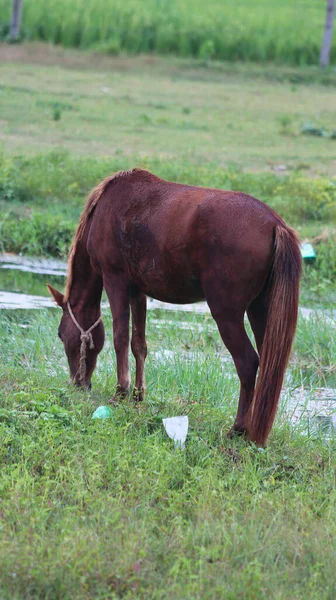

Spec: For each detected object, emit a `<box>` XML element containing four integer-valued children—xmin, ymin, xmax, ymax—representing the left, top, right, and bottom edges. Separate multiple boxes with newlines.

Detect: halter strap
<box><xmin>67</xmin><ymin>301</ymin><xmax>102</xmax><ymax>386</ymax></box>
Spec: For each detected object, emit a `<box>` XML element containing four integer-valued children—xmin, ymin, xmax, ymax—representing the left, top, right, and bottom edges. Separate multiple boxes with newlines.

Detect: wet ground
<box><xmin>1</xmin><ymin>251</ymin><xmax>335</xmax><ymax>327</ymax></box>
<box><xmin>1</xmin><ymin>253</ymin><xmax>336</xmax><ymax>434</ymax></box>
<box><xmin>1</xmin><ymin>253</ymin><xmax>335</xmax><ymax>320</ymax></box>
<box><xmin>0</xmin><ymin>253</ymin><xmax>67</xmax><ymax>276</ymax></box>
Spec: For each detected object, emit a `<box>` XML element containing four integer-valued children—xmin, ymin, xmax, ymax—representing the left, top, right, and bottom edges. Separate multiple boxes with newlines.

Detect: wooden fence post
<box><xmin>9</xmin><ymin>0</ymin><xmax>23</xmax><ymax>42</ymax></box>
<box><xmin>320</xmin><ymin>0</ymin><xmax>335</xmax><ymax>67</ymax></box>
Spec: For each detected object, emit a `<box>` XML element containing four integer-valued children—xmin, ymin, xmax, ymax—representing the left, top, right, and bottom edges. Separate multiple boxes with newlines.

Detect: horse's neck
<box><xmin>68</xmin><ymin>239</ymin><xmax>103</xmax><ymax>318</ymax></box>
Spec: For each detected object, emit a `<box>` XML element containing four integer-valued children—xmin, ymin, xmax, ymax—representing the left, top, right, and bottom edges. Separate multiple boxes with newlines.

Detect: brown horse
<box><xmin>47</xmin><ymin>168</ymin><xmax>301</xmax><ymax>446</ymax></box>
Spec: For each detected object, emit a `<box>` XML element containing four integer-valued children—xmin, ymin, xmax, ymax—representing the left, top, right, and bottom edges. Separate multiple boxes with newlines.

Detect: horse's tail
<box><xmin>247</xmin><ymin>225</ymin><xmax>302</xmax><ymax>446</ymax></box>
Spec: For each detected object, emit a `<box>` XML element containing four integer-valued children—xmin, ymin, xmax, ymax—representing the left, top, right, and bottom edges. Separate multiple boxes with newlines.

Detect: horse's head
<box><xmin>47</xmin><ymin>284</ymin><xmax>105</xmax><ymax>389</ymax></box>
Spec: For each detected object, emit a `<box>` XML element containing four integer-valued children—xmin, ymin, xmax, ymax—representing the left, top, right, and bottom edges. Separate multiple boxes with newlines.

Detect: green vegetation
<box><xmin>1</xmin><ymin>150</ymin><xmax>336</xmax><ymax>306</ymax></box>
<box><xmin>0</xmin><ymin>39</ymin><xmax>336</xmax><ymax>599</ymax></box>
<box><xmin>1</xmin><ymin>48</ymin><xmax>336</xmax><ymax>173</ymax></box>
<box><xmin>0</xmin><ymin>0</ymin><xmax>334</xmax><ymax>66</ymax></box>
<box><xmin>1</xmin><ymin>307</ymin><xmax>336</xmax><ymax>599</ymax></box>
<box><xmin>1</xmin><ymin>47</ymin><xmax>336</xmax><ymax>307</ymax></box>
<box><xmin>0</xmin><ymin>269</ymin><xmax>65</xmax><ymax>298</ymax></box>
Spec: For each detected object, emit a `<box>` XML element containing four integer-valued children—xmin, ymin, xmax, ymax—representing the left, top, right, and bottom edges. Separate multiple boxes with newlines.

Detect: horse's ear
<box><xmin>47</xmin><ymin>284</ymin><xmax>64</xmax><ymax>308</ymax></box>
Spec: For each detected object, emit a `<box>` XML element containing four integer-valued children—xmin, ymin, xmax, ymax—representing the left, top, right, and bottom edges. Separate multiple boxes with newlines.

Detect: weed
<box><xmin>52</xmin><ymin>106</ymin><xmax>61</xmax><ymax>121</ymax></box>
<box><xmin>278</xmin><ymin>114</ymin><xmax>294</xmax><ymax>136</ymax></box>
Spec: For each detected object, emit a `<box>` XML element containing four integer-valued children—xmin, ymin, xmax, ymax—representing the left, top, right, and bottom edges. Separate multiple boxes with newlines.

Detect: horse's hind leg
<box><xmin>130</xmin><ymin>292</ymin><xmax>147</xmax><ymax>402</ymax></box>
<box><xmin>247</xmin><ymin>290</ymin><xmax>268</xmax><ymax>355</ymax></box>
<box><xmin>207</xmin><ymin>300</ymin><xmax>259</xmax><ymax>435</ymax></box>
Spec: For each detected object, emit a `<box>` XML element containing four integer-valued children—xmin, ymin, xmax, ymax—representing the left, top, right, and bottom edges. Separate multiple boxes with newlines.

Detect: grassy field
<box><xmin>1</xmin><ymin>44</ymin><xmax>336</xmax><ymax>305</ymax></box>
<box><xmin>1</xmin><ymin>44</ymin><xmax>336</xmax><ymax>173</ymax></box>
<box><xmin>1</xmin><ymin>306</ymin><xmax>336</xmax><ymax>599</ymax></box>
<box><xmin>1</xmin><ymin>42</ymin><xmax>336</xmax><ymax>598</ymax></box>
<box><xmin>0</xmin><ymin>0</ymin><xmax>334</xmax><ymax>66</ymax></box>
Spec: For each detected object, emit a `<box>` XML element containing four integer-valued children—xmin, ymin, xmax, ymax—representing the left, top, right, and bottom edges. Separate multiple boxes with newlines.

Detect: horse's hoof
<box><xmin>107</xmin><ymin>387</ymin><xmax>129</xmax><ymax>405</ymax></box>
<box><xmin>107</xmin><ymin>396</ymin><xmax>120</xmax><ymax>406</ymax></box>
<box><xmin>132</xmin><ymin>387</ymin><xmax>144</xmax><ymax>403</ymax></box>
<box><xmin>227</xmin><ymin>425</ymin><xmax>248</xmax><ymax>438</ymax></box>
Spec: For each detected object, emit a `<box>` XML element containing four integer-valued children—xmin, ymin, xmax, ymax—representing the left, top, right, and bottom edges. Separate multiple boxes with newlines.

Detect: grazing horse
<box><xmin>48</xmin><ymin>168</ymin><xmax>301</xmax><ymax>446</ymax></box>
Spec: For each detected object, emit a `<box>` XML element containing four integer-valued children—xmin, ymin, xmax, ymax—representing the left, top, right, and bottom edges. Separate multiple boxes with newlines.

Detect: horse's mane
<box><xmin>64</xmin><ymin>168</ymin><xmax>137</xmax><ymax>302</ymax></box>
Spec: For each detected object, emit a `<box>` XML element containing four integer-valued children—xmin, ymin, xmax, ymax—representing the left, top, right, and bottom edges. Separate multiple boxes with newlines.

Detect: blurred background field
<box><xmin>0</xmin><ymin>0</ymin><xmax>334</xmax><ymax>65</ymax></box>
<box><xmin>1</xmin><ymin>44</ymin><xmax>336</xmax><ymax>171</ymax></box>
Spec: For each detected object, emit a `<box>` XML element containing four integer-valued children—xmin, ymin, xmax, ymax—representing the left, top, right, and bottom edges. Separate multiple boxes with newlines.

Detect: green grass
<box><xmin>1</xmin><ymin>47</ymin><xmax>336</xmax><ymax>174</ymax></box>
<box><xmin>1</xmin><ymin>307</ymin><xmax>336</xmax><ymax>599</ymax></box>
<box><xmin>0</xmin><ymin>0</ymin><xmax>334</xmax><ymax>66</ymax></box>
<box><xmin>1</xmin><ymin>150</ymin><xmax>336</xmax><ymax>225</ymax></box>
<box><xmin>0</xmin><ymin>269</ymin><xmax>65</xmax><ymax>297</ymax></box>
<box><xmin>1</xmin><ymin>39</ymin><xmax>336</xmax><ymax>600</ymax></box>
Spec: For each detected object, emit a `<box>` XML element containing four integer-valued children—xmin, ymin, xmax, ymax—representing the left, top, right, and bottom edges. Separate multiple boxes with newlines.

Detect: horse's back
<box><xmin>88</xmin><ymin>170</ymin><xmax>282</xmax><ymax>305</ymax></box>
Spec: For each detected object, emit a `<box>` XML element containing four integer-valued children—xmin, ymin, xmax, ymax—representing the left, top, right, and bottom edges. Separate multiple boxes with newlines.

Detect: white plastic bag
<box><xmin>162</xmin><ymin>416</ymin><xmax>189</xmax><ymax>449</ymax></box>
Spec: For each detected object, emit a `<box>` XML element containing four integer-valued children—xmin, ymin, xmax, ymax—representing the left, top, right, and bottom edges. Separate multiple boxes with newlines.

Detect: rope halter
<box><xmin>67</xmin><ymin>301</ymin><xmax>102</xmax><ymax>386</ymax></box>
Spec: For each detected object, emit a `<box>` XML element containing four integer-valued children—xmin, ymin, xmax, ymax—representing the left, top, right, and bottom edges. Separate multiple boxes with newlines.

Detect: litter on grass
<box><xmin>301</xmin><ymin>123</ymin><xmax>329</xmax><ymax>138</ymax></box>
<box><xmin>162</xmin><ymin>416</ymin><xmax>189</xmax><ymax>449</ymax></box>
<box><xmin>300</xmin><ymin>242</ymin><xmax>316</xmax><ymax>262</ymax></box>
<box><xmin>92</xmin><ymin>405</ymin><xmax>113</xmax><ymax>419</ymax></box>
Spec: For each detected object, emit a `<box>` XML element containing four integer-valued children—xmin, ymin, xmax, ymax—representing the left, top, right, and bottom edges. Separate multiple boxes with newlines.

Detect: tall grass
<box><xmin>0</xmin><ymin>0</ymin><xmax>333</xmax><ymax>66</ymax></box>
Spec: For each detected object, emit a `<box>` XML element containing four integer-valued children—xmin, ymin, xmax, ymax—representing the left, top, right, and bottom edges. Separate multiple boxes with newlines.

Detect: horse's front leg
<box><xmin>130</xmin><ymin>292</ymin><xmax>147</xmax><ymax>402</ymax></box>
<box><xmin>104</xmin><ymin>276</ymin><xmax>130</xmax><ymax>402</ymax></box>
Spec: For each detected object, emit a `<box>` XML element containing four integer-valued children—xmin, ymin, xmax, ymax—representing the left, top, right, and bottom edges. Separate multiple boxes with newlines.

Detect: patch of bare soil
<box><xmin>0</xmin><ymin>42</ymin><xmax>165</xmax><ymax>72</ymax></box>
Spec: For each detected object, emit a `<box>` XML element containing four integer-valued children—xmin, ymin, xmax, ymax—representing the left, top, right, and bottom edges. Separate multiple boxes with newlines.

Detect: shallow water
<box><xmin>0</xmin><ymin>288</ymin><xmax>210</xmax><ymax>312</ymax></box>
<box><xmin>1</xmin><ymin>256</ymin><xmax>336</xmax><ymax>431</ymax></box>
<box><xmin>152</xmin><ymin>347</ymin><xmax>232</xmax><ymax>365</ymax></box>
<box><xmin>0</xmin><ymin>290</ymin><xmax>55</xmax><ymax>310</ymax></box>
<box><xmin>281</xmin><ymin>386</ymin><xmax>336</xmax><ymax>434</ymax></box>
<box><xmin>0</xmin><ymin>253</ymin><xmax>211</xmax><ymax>311</ymax></box>
<box><xmin>0</xmin><ymin>253</ymin><xmax>67</xmax><ymax>276</ymax></box>
<box><xmin>1</xmin><ymin>253</ymin><xmax>335</xmax><ymax>320</ymax></box>
<box><xmin>1</xmin><ymin>286</ymin><xmax>336</xmax><ymax>331</ymax></box>
<box><xmin>0</xmin><ymin>254</ymin><xmax>335</xmax><ymax>436</ymax></box>
<box><xmin>0</xmin><ymin>253</ymin><xmax>66</xmax><ymax>299</ymax></box>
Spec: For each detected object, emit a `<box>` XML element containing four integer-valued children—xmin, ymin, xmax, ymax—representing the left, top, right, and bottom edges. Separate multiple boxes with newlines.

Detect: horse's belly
<box><xmin>129</xmin><ymin>259</ymin><xmax>204</xmax><ymax>304</ymax></box>
<box><xmin>144</xmin><ymin>284</ymin><xmax>204</xmax><ymax>305</ymax></box>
